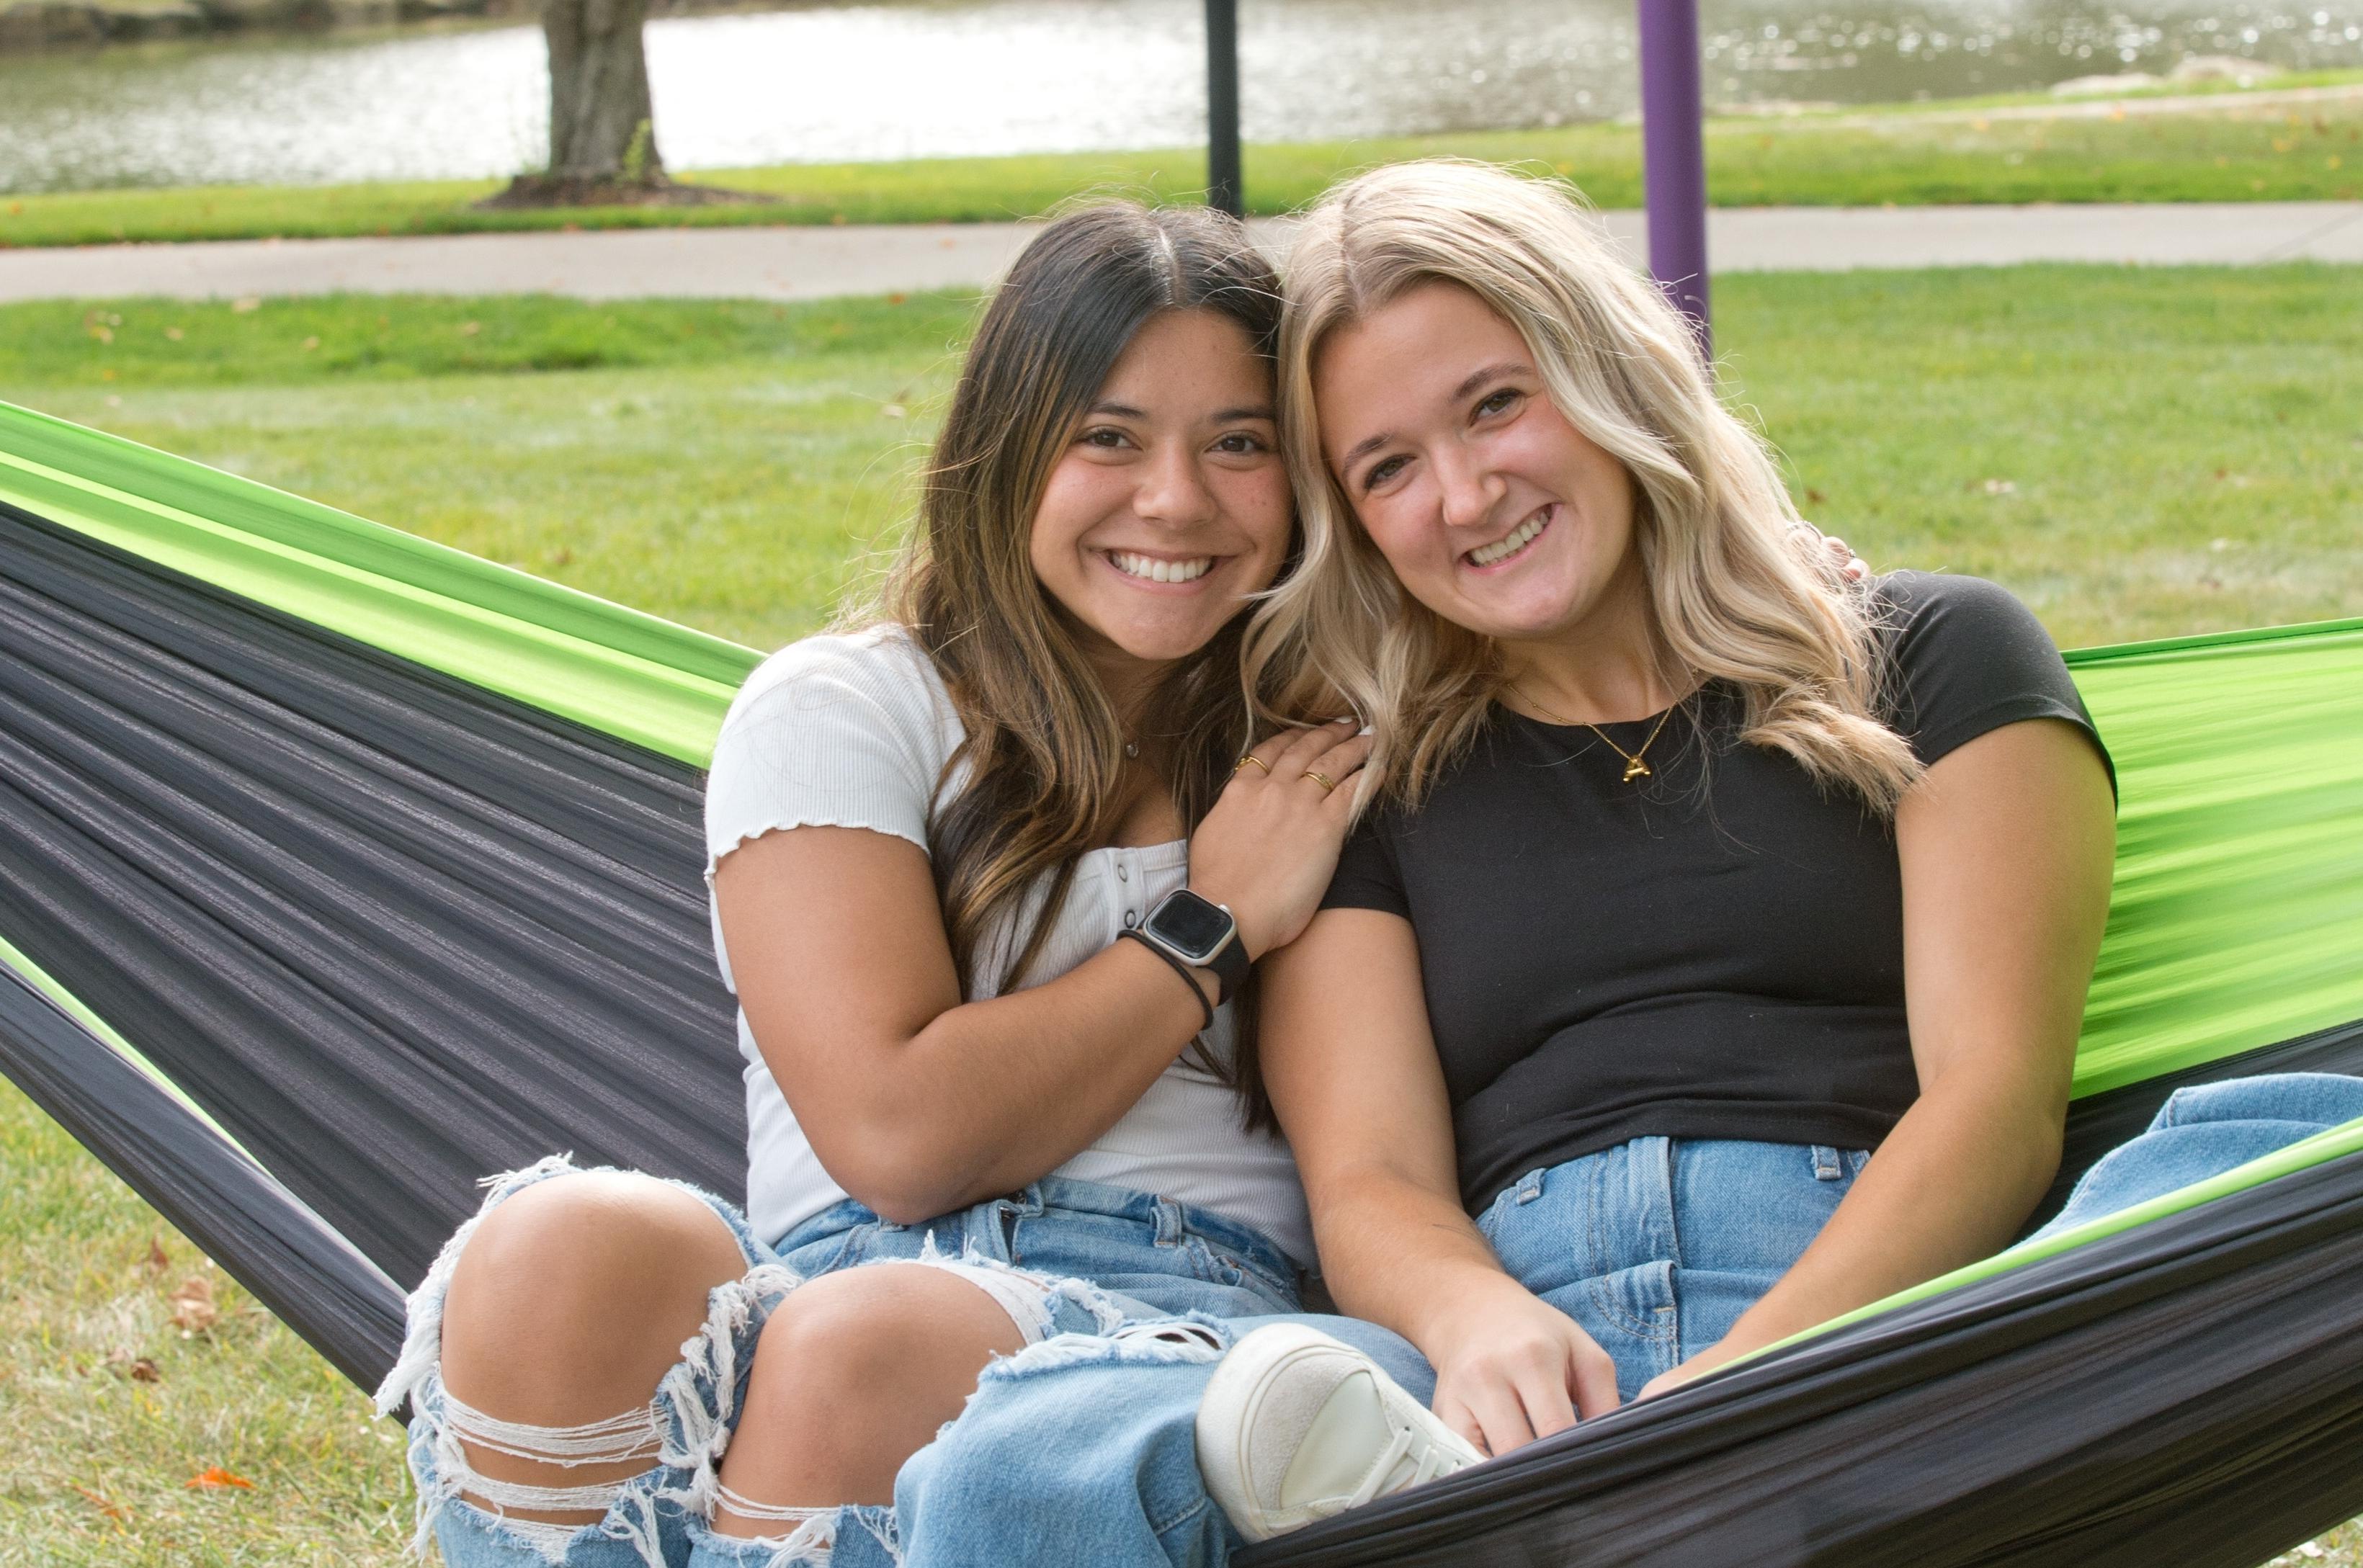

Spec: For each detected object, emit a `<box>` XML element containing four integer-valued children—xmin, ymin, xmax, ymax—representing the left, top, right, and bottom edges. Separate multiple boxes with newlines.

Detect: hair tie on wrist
<box><xmin>1117</xmin><ymin>929</ymin><xmax>1216</xmax><ymax>1034</ymax></box>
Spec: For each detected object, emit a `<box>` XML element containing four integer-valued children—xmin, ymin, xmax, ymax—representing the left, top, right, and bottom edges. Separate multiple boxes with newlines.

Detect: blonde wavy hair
<box><xmin>1243</xmin><ymin>159</ymin><xmax>1920</xmax><ymax>812</ymax></box>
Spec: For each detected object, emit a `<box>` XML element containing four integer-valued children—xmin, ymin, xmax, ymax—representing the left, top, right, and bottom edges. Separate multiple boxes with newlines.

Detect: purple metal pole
<box><xmin>1636</xmin><ymin>0</ymin><xmax>1711</xmax><ymax>361</ymax></box>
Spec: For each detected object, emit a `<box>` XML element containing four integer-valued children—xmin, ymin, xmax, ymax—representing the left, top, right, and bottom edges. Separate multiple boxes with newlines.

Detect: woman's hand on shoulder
<box><xmin>1423</xmin><ymin>1275</ymin><xmax>1621</xmax><ymax>1458</ymax></box>
<box><xmin>1187</xmin><ymin>719</ymin><xmax>1371</xmax><ymax>959</ymax></box>
<box><xmin>1792</xmin><ymin>520</ymin><xmax>1870</xmax><ymax>583</ymax></box>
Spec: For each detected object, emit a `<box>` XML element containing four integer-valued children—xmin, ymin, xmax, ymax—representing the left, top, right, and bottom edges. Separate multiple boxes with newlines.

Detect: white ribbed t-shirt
<box><xmin>703</xmin><ymin>624</ymin><xmax>1313</xmax><ymax>1263</ymax></box>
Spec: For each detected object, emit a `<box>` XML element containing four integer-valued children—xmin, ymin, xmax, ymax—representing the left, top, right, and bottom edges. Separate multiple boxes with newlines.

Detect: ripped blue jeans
<box><xmin>383</xmin><ymin>1161</ymin><xmax>1429</xmax><ymax>1568</ymax></box>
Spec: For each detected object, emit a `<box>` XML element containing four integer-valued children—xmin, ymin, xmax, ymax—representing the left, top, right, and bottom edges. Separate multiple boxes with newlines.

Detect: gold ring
<box><xmin>1301</xmin><ymin>769</ymin><xmax>1336</xmax><ymax>793</ymax></box>
<box><xmin>1235</xmin><ymin>754</ymin><xmax>1270</xmax><ymax>775</ymax></box>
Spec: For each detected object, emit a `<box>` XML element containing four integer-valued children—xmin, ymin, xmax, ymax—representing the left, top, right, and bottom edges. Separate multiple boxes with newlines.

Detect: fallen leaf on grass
<box><xmin>231</xmin><ymin>297</ymin><xmax>261</xmax><ymax>314</ymax></box>
<box><xmin>71</xmin><ymin>1484</ymin><xmax>127</xmax><ymax>1520</ymax></box>
<box><xmin>143</xmin><ymin>1236</ymin><xmax>169</xmax><ymax>1274</ymax></box>
<box><xmin>102</xmin><ymin>1349</ymin><xmax>161</xmax><ymax>1383</ymax></box>
<box><xmin>169</xmin><ymin>1276</ymin><xmax>218</xmax><ymax>1335</ymax></box>
<box><xmin>186</xmin><ymin>1466</ymin><xmax>255</xmax><ymax>1490</ymax></box>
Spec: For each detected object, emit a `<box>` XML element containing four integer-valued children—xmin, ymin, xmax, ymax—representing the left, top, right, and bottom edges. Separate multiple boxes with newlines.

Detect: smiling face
<box><xmin>1029</xmin><ymin>307</ymin><xmax>1293</xmax><ymax>682</ymax></box>
<box><xmin>1313</xmin><ymin>280</ymin><xmax>1645</xmax><ymax>653</ymax></box>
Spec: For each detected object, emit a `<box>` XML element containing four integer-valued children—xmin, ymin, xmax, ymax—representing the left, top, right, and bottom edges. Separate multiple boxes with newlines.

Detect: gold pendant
<box><xmin>1622</xmin><ymin>756</ymin><xmax>1652</xmax><ymax>783</ymax></box>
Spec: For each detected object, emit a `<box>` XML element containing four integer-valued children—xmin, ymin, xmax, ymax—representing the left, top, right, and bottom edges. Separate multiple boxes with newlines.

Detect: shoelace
<box><xmin>1343</xmin><ymin>1423</ymin><xmax>1463</xmax><ymax>1509</ymax></box>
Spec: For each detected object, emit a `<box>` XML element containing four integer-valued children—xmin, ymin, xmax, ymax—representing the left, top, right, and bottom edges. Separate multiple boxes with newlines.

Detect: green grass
<box><xmin>4</xmin><ymin>76</ymin><xmax>2360</xmax><ymax>250</ymax></box>
<box><xmin>1</xmin><ymin>268</ymin><xmax>2359</xmax><ymax>1561</ymax></box>
<box><xmin>0</xmin><ymin>1085</ymin><xmax>412</xmax><ymax>1563</ymax></box>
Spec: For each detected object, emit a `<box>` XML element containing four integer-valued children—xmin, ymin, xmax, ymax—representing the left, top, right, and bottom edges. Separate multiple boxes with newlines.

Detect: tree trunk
<box><xmin>543</xmin><ymin>0</ymin><xmax>664</xmax><ymax>184</ymax></box>
<box><xmin>478</xmin><ymin>0</ymin><xmax>769</xmax><ymax>208</ymax></box>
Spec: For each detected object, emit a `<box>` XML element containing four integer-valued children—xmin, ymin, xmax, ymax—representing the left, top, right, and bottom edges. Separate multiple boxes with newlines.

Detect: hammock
<box><xmin>2</xmin><ymin>398</ymin><xmax>2359</xmax><ymax>1567</ymax></box>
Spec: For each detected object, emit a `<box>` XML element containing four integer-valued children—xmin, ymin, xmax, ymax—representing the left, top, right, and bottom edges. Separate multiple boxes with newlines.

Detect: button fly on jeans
<box><xmin>995</xmin><ymin>1201</ymin><xmax>1021</xmax><ymax>1259</ymax></box>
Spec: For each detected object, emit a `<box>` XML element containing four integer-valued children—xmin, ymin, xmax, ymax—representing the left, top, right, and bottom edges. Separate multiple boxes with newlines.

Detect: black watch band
<box><xmin>1135</xmin><ymin>888</ymin><xmax>1251</xmax><ymax>1005</ymax></box>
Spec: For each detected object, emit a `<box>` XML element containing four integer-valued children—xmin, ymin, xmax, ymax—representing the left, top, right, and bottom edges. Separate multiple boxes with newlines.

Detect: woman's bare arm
<box><xmin>1642</xmin><ymin>717</ymin><xmax>2116</xmax><ymax>1392</ymax></box>
<box><xmin>717</xmin><ymin>722</ymin><xmax>1368</xmax><ymax>1226</ymax></box>
<box><xmin>1261</xmin><ymin>909</ymin><xmax>1622</xmax><ymax>1455</ymax></box>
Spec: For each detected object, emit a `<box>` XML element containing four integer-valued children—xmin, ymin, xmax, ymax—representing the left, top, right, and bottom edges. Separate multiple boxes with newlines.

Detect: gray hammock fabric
<box><xmin>4</xmin><ymin>487</ymin><xmax>2363</xmax><ymax>1564</ymax></box>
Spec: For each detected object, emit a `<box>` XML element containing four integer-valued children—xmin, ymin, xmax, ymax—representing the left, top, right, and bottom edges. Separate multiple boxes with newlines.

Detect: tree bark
<box><xmin>477</xmin><ymin>0</ymin><xmax>769</xmax><ymax>207</ymax></box>
<box><xmin>542</xmin><ymin>0</ymin><xmax>663</xmax><ymax>185</ymax></box>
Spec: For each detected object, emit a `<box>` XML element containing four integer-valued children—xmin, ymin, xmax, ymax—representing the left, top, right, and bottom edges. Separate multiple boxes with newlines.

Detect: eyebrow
<box><xmin>1452</xmin><ymin>360</ymin><xmax>1534</xmax><ymax>401</ymax></box>
<box><xmin>1087</xmin><ymin>400</ymin><xmax>1277</xmax><ymax>423</ymax></box>
<box><xmin>1335</xmin><ymin>361</ymin><xmax>1536</xmax><ymax>476</ymax></box>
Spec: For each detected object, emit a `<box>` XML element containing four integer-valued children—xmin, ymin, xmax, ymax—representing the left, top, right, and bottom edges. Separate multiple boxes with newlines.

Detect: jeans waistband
<box><xmin>780</xmin><ymin>1174</ymin><xmax>1296</xmax><ymax>1295</ymax></box>
<box><xmin>1001</xmin><ymin>1175</ymin><xmax>1296</xmax><ymax>1287</ymax></box>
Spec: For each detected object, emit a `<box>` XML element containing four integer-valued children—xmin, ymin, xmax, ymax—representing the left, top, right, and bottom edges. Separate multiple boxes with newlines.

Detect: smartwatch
<box><xmin>1135</xmin><ymin>887</ymin><xmax>1250</xmax><ymax>1005</ymax></box>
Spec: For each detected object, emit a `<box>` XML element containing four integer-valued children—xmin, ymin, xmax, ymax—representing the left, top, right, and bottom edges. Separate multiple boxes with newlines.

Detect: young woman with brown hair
<box><xmin>378</xmin><ymin>200</ymin><xmax>1416</xmax><ymax>1568</ymax></box>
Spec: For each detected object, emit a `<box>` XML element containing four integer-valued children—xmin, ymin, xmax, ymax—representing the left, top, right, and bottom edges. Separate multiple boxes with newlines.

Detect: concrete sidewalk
<box><xmin>1</xmin><ymin>202</ymin><xmax>2357</xmax><ymax>304</ymax></box>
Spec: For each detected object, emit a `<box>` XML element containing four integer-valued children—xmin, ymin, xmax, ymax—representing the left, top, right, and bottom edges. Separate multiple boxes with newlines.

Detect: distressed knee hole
<box><xmin>983</xmin><ymin>1312</ymin><xmax>1234</xmax><ymax>1384</ymax></box>
<box><xmin>1112</xmin><ymin>1321</ymin><xmax>1224</xmax><ymax>1355</ymax></box>
<box><xmin>448</xmin><ymin>1401</ymin><xmax>658</xmax><ymax>1520</ymax></box>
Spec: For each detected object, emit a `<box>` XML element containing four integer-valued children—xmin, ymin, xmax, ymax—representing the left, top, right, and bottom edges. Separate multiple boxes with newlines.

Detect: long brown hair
<box><xmin>877</xmin><ymin>205</ymin><xmax>1287</xmax><ymax>1114</ymax></box>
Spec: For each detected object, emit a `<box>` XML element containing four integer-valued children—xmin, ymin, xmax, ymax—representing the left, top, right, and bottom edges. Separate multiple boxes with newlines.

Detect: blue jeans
<box><xmin>411</xmin><ymin>1075</ymin><xmax>2363</xmax><ymax>1568</ymax></box>
<box><xmin>926</xmin><ymin>1073</ymin><xmax>2363</xmax><ymax>1568</ymax></box>
<box><xmin>1478</xmin><ymin>1137</ymin><xmax>1870</xmax><ymax>1400</ymax></box>
<box><xmin>396</xmin><ymin>1161</ymin><xmax>1425</xmax><ymax>1568</ymax></box>
<box><xmin>2032</xmin><ymin>1072</ymin><xmax>2363</xmax><ymax>1239</ymax></box>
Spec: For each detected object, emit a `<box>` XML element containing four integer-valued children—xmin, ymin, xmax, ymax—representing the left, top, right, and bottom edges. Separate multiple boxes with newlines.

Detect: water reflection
<box><xmin>1</xmin><ymin>0</ymin><xmax>2358</xmax><ymax>193</ymax></box>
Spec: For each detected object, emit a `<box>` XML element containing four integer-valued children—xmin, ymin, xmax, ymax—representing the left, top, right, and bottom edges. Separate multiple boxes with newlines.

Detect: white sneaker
<box><xmin>1196</xmin><ymin>1322</ymin><xmax>1483</xmax><ymax>1542</ymax></box>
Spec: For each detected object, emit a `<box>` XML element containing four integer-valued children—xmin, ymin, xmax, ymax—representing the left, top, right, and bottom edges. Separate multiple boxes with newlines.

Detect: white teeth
<box><xmin>1468</xmin><ymin>509</ymin><xmax>1549</xmax><ymax>567</ymax></box>
<box><xmin>1109</xmin><ymin>552</ymin><xmax>1215</xmax><ymax>583</ymax></box>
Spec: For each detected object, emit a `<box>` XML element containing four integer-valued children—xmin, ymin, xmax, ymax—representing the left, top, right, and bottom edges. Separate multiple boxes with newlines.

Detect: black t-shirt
<box><xmin>1321</xmin><ymin>572</ymin><xmax>2112</xmax><ymax>1212</ymax></box>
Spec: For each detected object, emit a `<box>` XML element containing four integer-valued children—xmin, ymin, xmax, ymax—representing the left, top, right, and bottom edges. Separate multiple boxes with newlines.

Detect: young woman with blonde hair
<box><xmin>885</xmin><ymin>161</ymin><xmax>2358</xmax><ymax>1561</ymax></box>
<box><xmin>1189</xmin><ymin>158</ymin><xmax>2362</xmax><ymax>1541</ymax></box>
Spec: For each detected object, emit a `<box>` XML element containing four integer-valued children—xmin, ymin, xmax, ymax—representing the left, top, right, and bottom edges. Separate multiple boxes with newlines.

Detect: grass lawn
<box><xmin>1</xmin><ymin>266</ymin><xmax>2359</xmax><ymax>1560</ymax></box>
<box><xmin>2</xmin><ymin>76</ymin><xmax>2360</xmax><ymax>250</ymax></box>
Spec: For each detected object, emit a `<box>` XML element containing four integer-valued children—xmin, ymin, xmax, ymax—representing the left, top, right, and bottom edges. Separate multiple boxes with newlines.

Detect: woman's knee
<box><xmin>442</xmin><ymin>1169</ymin><xmax>751</xmax><ymax>1417</ymax></box>
<box><xmin>717</xmin><ymin>1265</ymin><xmax>1028</xmax><ymax>1512</ymax></box>
<box><xmin>748</xmin><ymin>1264</ymin><xmax>1025</xmax><ymax>1424</ymax></box>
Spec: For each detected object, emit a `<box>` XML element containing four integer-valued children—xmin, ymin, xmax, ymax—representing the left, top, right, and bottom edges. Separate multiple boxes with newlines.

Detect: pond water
<box><xmin>3</xmin><ymin>0</ymin><xmax>2359</xmax><ymax>193</ymax></box>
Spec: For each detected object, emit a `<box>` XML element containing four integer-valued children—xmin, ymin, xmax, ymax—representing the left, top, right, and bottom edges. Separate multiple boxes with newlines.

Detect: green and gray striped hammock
<box><xmin>1</xmin><ymin>398</ymin><xmax>2358</xmax><ymax>1567</ymax></box>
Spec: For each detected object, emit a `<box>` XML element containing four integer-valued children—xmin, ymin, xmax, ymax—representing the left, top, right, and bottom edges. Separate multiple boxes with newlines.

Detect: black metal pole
<box><xmin>1205</xmin><ymin>0</ymin><xmax>1243</xmax><ymax>217</ymax></box>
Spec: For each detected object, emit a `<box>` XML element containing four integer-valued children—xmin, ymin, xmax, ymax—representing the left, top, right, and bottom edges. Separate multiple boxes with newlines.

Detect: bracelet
<box><xmin>1116</xmin><ymin>929</ymin><xmax>1216</xmax><ymax>1034</ymax></box>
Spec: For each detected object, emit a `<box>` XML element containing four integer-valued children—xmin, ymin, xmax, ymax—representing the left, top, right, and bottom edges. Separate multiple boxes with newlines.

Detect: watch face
<box><xmin>1146</xmin><ymin>892</ymin><xmax>1233</xmax><ymax>961</ymax></box>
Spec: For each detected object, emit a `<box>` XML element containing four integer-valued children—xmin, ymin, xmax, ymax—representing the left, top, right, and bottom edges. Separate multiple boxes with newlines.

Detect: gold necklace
<box><xmin>1513</xmin><ymin>684</ymin><xmax>1676</xmax><ymax>784</ymax></box>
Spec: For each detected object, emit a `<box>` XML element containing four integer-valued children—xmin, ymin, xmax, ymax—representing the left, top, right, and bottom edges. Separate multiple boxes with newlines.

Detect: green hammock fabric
<box><xmin>2069</xmin><ymin>621</ymin><xmax>2363</xmax><ymax>1095</ymax></box>
<box><xmin>5</xmin><ymin>397</ymin><xmax>2357</xmax><ymax>1106</ymax></box>
<box><xmin>0</xmin><ymin>401</ymin><xmax>758</xmax><ymax>764</ymax></box>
